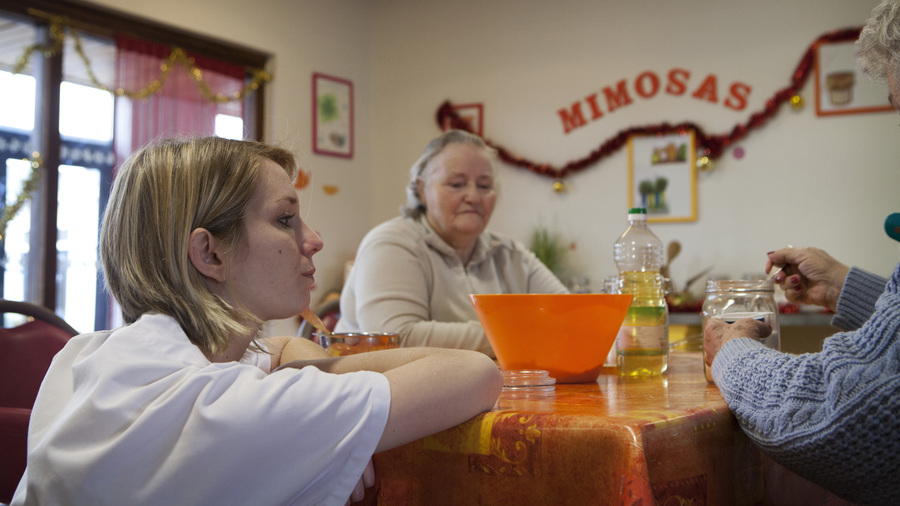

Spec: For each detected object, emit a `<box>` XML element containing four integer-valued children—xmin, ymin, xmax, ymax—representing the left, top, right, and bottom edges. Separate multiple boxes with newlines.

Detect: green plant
<box><xmin>529</xmin><ymin>227</ymin><xmax>567</xmax><ymax>277</ymax></box>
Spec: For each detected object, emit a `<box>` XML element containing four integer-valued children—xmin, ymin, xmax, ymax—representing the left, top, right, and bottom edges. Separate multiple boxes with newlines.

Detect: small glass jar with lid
<box><xmin>702</xmin><ymin>279</ymin><xmax>780</xmax><ymax>383</ymax></box>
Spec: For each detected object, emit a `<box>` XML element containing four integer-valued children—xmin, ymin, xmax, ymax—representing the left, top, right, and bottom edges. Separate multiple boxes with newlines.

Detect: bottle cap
<box><xmin>628</xmin><ymin>208</ymin><xmax>648</xmax><ymax>220</ymax></box>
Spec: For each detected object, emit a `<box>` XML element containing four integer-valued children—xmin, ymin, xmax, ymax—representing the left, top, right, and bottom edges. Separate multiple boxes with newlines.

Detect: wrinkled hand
<box><xmin>346</xmin><ymin>459</ymin><xmax>375</xmax><ymax>505</ymax></box>
<box><xmin>703</xmin><ymin>318</ymin><xmax>771</xmax><ymax>368</ymax></box>
<box><xmin>766</xmin><ymin>246</ymin><xmax>850</xmax><ymax>312</ymax></box>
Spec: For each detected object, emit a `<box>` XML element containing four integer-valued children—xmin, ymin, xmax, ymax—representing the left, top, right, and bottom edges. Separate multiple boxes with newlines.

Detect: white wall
<box><xmin>370</xmin><ymin>0</ymin><xmax>900</xmax><ymax>299</ymax></box>
<box><xmin>84</xmin><ymin>0</ymin><xmax>900</xmax><ymax>333</ymax></box>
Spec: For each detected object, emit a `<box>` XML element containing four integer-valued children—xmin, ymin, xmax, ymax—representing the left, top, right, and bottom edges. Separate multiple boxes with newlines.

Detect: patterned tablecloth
<box><xmin>363</xmin><ymin>352</ymin><xmax>854</xmax><ymax>505</ymax></box>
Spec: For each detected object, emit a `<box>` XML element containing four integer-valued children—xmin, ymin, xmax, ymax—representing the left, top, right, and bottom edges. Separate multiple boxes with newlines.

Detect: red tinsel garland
<box><xmin>436</xmin><ymin>27</ymin><xmax>862</xmax><ymax>180</ymax></box>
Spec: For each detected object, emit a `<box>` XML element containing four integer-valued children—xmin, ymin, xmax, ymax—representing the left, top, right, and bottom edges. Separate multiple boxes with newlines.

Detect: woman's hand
<box><xmin>766</xmin><ymin>246</ymin><xmax>850</xmax><ymax>312</ymax></box>
<box><xmin>703</xmin><ymin>318</ymin><xmax>771</xmax><ymax>368</ymax></box>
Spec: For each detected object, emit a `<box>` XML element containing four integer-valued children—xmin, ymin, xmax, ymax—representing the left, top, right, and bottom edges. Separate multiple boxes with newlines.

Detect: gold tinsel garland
<box><xmin>12</xmin><ymin>17</ymin><xmax>271</xmax><ymax>103</ymax></box>
<box><xmin>0</xmin><ymin>153</ymin><xmax>43</xmax><ymax>241</ymax></box>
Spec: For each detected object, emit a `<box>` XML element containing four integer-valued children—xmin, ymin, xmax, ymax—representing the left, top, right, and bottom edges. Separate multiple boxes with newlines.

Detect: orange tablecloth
<box><xmin>364</xmin><ymin>352</ymin><xmax>853</xmax><ymax>505</ymax></box>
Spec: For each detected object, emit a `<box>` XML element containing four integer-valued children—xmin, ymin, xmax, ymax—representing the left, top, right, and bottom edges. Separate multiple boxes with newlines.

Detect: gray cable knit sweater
<box><xmin>712</xmin><ymin>266</ymin><xmax>899</xmax><ymax>505</ymax></box>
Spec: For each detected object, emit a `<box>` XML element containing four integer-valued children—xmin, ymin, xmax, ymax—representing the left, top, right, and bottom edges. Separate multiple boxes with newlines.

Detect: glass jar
<box><xmin>702</xmin><ymin>279</ymin><xmax>781</xmax><ymax>383</ymax></box>
<box><xmin>497</xmin><ymin>370</ymin><xmax>557</xmax><ymax>411</ymax></box>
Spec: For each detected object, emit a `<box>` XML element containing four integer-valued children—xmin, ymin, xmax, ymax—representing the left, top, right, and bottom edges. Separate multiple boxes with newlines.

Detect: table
<box><xmin>363</xmin><ymin>352</ymin><xmax>853</xmax><ymax>505</ymax></box>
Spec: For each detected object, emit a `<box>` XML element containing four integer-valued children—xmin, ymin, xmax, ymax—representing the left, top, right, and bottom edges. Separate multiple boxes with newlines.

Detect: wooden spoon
<box><xmin>660</xmin><ymin>240</ymin><xmax>681</xmax><ymax>279</ymax></box>
<box><xmin>300</xmin><ymin>308</ymin><xmax>332</xmax><ymax>337</ymax></box>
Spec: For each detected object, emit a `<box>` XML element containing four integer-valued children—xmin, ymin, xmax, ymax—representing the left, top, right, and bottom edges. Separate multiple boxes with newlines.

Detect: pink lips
<box><xmin>304</xmin><ymin>270</ymin><xmax>316</xmax><ymax>290</ymax></box>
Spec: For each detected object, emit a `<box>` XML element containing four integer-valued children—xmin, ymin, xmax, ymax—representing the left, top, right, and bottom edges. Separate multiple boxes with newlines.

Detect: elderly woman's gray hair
<box><xmin>858</xmin><ymin>0</ymin><xmax>900</xmax><ymax>82</ymax></box>
<box><xmin>401</xmin><ymin>129</ymin><xmax>498</xmax><ymax>218</ymax></box>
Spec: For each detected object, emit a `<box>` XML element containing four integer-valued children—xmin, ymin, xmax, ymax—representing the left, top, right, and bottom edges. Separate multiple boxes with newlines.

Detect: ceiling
<box><xmin>0</xmin><ymin>16</ymin><xmax>116</xmax><ymax>88</ymax></box>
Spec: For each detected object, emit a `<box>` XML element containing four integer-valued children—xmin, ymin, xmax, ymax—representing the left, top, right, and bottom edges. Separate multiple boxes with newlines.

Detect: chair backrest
<box><xmin>0</xmin><ymin>407</ymin><xmax>31</xmax><ymax>503</ymax></box>
<box><xmin>0</xmin><ymin>300</ymin><xmax>78</xmax><ymax>408</ymax></box>
<box><xmin>0</xmin><ymin>300</ymin><xmax>77</xmax><ymax>503</ymax></box>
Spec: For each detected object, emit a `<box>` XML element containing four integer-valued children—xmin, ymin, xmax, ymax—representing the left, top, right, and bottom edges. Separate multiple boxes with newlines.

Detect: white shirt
<box><xmin>12</xmin><ymin>313</ymin><xmax>390</xmax><ymax>505</ymax></box>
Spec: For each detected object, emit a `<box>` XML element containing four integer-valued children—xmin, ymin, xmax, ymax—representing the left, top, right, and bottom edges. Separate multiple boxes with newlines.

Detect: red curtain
<box><xmin>113</xmin><ymin>34</ymin><xmax>245</xmax><ymax>162</ymax></box>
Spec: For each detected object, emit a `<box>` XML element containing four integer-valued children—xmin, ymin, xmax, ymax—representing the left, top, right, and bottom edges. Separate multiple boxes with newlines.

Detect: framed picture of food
<box><xmin>815</xmin><ymin>39</ymin><xmax>892</xmax><ymax>116</ymax></box>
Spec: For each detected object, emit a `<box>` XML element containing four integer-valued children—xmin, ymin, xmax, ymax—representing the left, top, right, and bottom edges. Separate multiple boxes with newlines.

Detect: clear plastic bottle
<box><xmin>613</xmin><ymin>208</ymin><xmax>668</xmax><ymax>376</ymax></box>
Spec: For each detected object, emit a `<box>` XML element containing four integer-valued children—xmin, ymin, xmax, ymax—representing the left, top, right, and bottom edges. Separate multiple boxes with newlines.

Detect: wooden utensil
<box><xmin>660</xmin><ymin>240</ymin><xmax>681</xmax><ymax>279</ymax></box>
<box><xmin>300</xmin><ymin>308</ymin><xmax>332</xmax><ymax>337</ymax></box>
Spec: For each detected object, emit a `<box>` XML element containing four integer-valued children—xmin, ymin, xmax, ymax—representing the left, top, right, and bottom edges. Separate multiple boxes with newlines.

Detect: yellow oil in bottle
<box><xmin>616</xmin><ymin>271</ymin><xmax>668</xmax><ymax>376</ymax></box>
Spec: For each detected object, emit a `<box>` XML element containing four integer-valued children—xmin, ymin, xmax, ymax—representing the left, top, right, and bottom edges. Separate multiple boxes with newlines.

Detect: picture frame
<box><xmin>441</xmin><ymin>102</ymin><xmax>483</xmax><ymax>136</ymax></box>
<box><xmin>627</xmin><ymin>130</ymin><xmax>697</xmax><ymax>223</ymax></box>
<box><xmin>815</xmin><ymin>40</ymin><xmax>892</xmax><ymax>116</ymax></box>
<box><xmin>312</xmin><ymin>72</ymin><xmax>354</xmax><ymax>158</ymax></box>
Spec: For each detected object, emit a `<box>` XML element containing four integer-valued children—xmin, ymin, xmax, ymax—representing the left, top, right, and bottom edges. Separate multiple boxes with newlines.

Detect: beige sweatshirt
<box><xmin>336</xmin><ymin>216</ymin><xmax>568</xmax><ymax>356</ymax></box>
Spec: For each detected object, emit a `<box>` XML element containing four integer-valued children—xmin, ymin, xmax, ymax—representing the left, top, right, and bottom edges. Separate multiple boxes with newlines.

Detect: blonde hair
<box><xmin>401</xmin><ymin>130</ymin><xmax>498</xmax><ymax>219</ymax></box>
<box><xmin>100</xmin><ymin>136</ymin><xmax>297</xmax><ymax>356</ymax></box>
<box><xmin>858</xmin><ymin>0</ymin><xmax>900</xmax><ymax>82</ymax></box>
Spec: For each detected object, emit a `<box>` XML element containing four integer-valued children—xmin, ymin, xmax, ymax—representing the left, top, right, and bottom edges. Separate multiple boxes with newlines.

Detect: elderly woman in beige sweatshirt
<box><xmin>336</xmin><ymin>130</ymin><xmax>568</xmax><ymax>356</ymax></box>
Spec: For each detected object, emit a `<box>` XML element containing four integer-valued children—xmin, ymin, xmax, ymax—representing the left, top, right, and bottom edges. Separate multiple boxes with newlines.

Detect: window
<box><xmin>0</xmin><ymin>1</ymin><xmax>267</xmax><ymax>331</ymax></box>
<box><xmin>0</xmin><ymin>23</ymin><xmax>116</xmax><ymax>331</ymax></box>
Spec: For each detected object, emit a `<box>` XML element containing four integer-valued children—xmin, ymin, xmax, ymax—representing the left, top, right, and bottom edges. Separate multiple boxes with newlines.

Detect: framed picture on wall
<box><xmin>313</xmin><ymin>72</ymin><xmax>354</xmax><ymax>158</ymax></box>
<box><xmin>440</xmin><ymin>103</ymin><xmax>483</xmax><ymax>136</ymax></box>
<box><xmin>815</xmin><ymin>40</ymin><xmax>892</xmax><ymax>116</ymax></box>
<box><xmin>627</xmin><ymin>130</ymin><xmax>697</xmax><ymax>223</ymax></box>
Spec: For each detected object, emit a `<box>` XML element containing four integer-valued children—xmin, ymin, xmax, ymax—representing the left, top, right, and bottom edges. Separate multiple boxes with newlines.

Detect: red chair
<box><xmin>0</xmin><ymin>300</ymin><xmax>78</xmax><ymax>503</ymax></box>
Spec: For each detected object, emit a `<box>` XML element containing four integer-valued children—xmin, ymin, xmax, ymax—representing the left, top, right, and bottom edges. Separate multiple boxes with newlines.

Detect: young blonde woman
<box><xmin>12</xmin><ymin>136</ymin><xmax>501</xmax><ymax>505</ymax></box>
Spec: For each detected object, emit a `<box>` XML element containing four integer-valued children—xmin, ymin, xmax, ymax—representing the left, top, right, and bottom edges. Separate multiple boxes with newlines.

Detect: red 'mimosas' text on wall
<box><xmin>558</xmin><ymin>69</ymin><xmax>752</xmax><ymax>134</ymax></box>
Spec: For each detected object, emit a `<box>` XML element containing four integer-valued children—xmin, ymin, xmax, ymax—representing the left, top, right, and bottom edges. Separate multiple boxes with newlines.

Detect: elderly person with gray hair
<box><xmin>336</xmin><ymin>130</ymin><xmax>567</xmax><ymax>355</ymax></box>
<box><xmin>701</xmin><ymin>2</ymin><xmax>900</xmax><ymax>504</ymax></box>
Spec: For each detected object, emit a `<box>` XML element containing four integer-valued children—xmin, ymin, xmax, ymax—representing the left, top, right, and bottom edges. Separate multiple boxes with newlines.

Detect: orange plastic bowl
<box><xmin>469</xmin><ymin>293</ymin><xmax>633</xmax><ymax>383</ymax></box>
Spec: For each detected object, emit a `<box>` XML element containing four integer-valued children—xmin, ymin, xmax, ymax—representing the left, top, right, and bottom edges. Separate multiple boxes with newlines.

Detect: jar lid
<box><xmin>706</xmin><ymin>279</ymin><xmax>774</xmax><ymax>293</ymax></box>
<box><xmin>502</xmin><ymin>369</ymin><xmax>557</xmax><ymax>388</ymax></box>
